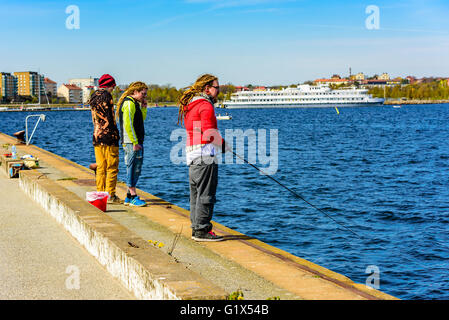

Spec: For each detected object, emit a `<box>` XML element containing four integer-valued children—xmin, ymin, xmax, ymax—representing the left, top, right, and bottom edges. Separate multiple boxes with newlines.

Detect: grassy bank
<box><xmin>383</xmin><ymin>99</ymin><xmax>449</xmax><ymax>105</ymax></box>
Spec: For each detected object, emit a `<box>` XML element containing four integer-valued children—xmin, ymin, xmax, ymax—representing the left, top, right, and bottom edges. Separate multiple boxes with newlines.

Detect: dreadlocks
<box><xmin>177</xmin><ymin>74</ymin><xmax>218</xmax><ymax>125</ymax></box>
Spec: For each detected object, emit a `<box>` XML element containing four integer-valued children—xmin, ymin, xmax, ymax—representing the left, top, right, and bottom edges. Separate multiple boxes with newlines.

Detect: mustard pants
<box><xmin>94</xmin><ymin>145</ymin><xmax>119</xmax><ymax>196</ymax></box>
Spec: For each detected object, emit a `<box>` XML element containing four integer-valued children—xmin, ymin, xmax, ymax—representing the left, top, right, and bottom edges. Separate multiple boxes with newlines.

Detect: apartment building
<box><xmin>378</xmin><ymin>73</ymin><xmax>390</xmax><ymax>81</ymax></box>
<box><xmin>13</xmin><ymin>71</ymin><xmax>45</xmax><ymax>97</ymax></box>
<box><xmin>0</xmin><ymin>72</ymin><xmax>17</xmax><ymax>102</ymax></box>
<box><xmin>69</xmin><ymin>77</ymin><xmax>99</xmax><ymax>103</ymax></box>
<box><xmin>355</xmin><ymin>72</ymin><xmax>365</xmax><ymax>81</ymax></box>
<box><xmin>44</xmin><ymin>78</ymin><xmax>57</xmax><ymax>97</ymax></box>
<box><xmin>57</xmin><ymin>84</ymin><xmax>82</xmax><ymax>103</ymax></box>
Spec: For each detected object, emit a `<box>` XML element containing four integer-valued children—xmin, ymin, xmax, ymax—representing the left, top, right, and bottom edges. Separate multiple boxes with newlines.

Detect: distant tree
<box><xmin>220</xmin><ymin>83</ymin><xmax>236</xmax><ymax>95</ymax></box>
<box><xmin>145</xmin><ymin>84</ymin><xmax>184</xmax><ymax>104</ymax></box>
<box><xmin>112</xmin><ymin>86</ymin><xmax>122</xmax><ymax>104</ymax></box>
<box><xmin>391</xmin><ymin>85</ymin><xmax>401</xmax><ymax>99</ymax></box>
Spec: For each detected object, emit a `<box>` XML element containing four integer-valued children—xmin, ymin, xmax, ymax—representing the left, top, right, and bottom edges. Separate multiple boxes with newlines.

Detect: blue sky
<box><xmin>1</xmin><ymin>0</ymin><xmax>448</xmax><ymax>87</ymax></box>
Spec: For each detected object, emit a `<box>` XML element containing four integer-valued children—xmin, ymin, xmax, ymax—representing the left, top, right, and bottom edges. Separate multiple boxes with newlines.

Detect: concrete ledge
<box><xmin>134</xmin><ymin>188</ymin><xmax>398</xmax><ymax>300</ymax></box>
<box><xmin>19</xmin><ymin>169</ymin><xmax>228</xmax><ymax>300</ymax></box>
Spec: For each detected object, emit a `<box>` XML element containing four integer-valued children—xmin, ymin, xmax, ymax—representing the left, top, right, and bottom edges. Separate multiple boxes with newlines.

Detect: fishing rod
<box><xmin>232</xmin><ymin>150</ymin><xmax>449</xmax><ymax>267</ymax></box>
<box><xmin>231</xmin><ymin>150</ymin><xmax>448</xmax><ymax>295</ymax></box>
<box><xmin>231</xmin><ymin>150</ymin><xmax>363</xmax><ymax>240</ymax></box>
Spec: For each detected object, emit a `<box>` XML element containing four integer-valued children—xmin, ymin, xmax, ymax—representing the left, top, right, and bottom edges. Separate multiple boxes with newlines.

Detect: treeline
<box><xmin>110</xmin><ymin>80</ymin><xmax>449</xmax><ymax>104</ymax></box>
<box><xmin>369</xmin><ymin>80</ymin><xmax>449</xmax><ymax>100</ymax></box>
<box><xmin>111</xmin><ymin>84</ymin><xmax>238</xmax><ymax>105</ymax></box>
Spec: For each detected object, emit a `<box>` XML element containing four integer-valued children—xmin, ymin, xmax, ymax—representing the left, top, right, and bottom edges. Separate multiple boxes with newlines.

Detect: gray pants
<box><xmin>189</xmin><ymin>156</ymin><xmax>218</xmax><ymax>232</ymax></box>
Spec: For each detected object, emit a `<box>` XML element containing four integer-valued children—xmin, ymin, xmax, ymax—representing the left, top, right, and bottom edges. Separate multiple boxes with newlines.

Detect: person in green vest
<box><xmin>116</xmin><ymin>81</ymin><xmax>149</xmax><ymax>207</ymax></box>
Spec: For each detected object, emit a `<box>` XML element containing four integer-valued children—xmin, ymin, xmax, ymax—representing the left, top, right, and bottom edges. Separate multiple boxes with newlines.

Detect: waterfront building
<box><xmin>361</xmin><ymin>79</ymin><xmax>388</xmax><ymax>87</ymax></box>
<box><xmin>13</xmin><ymin>71</ymin><xmax>45</xmax><ymax>97</ymax></box>
<box><xmin>44</xmin><ymin>78</ymin><xmax>57</xmax><ymax>97</ymax></box>
<box><xmin>0</xmin><ymin>72</ymin><xmax>17</xmax><ymax>102</ymax></box>
<box><xmin>69</xmin><ymin>77</ymin><xmax>99</xmax><ymax>104</ymax></box>
<box><xmin>235</xmin><ymin>86</ymin><xmax>249</xmax><ymax>92</ymax></box>
<box><xmin>406</xmin><ymin>76</ymin><xmax>417</xmax><ymax>84</ymax></box>
<box><xmin>314</xmin><ymin>78</ymin><xmax>353</xmax><ymax>85</ymax></box>
<box><xmin>57</xmin><ymin>84</ymin><xmax>82</xmax><ymax>103</ymax></box>
<box><xmin>355</xmin><ymin>72</ymin><xmax>365</xmax><ymax>81</ymax></box>
<box><xmin>378</xmin><ymin>73</ymin><xmax>390</xmax><ymax>81</ymax></box>
<box><xmin>361</xmin><ymin>78</ymin><xmax>401</xmax><ymax>88</ymax></box>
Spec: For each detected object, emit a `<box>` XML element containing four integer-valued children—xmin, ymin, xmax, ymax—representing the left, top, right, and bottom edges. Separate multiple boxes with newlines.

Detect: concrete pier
<box><xmin>0</xmin><ymin>159</ymin><xmax>133</xmax><ymax>299</ymax></box>
<box><xmin>0</xmin><ymin>132</ymin><xmax>397</xmax><ymax>300</ymax></box>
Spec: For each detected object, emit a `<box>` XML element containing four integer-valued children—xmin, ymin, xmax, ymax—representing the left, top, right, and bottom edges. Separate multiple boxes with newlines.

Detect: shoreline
<box><xmin>383</xmin><ymin>99</ymin><xmax>449</xmax><ymax>105</ymax></box>
<box><xmin>0</xmin><ymin>103</ymin><xmax>179</xmax><ymax>112</ymax></box>
<box><xmin>1</xmin><ymin>100</ymin><xmax>448</xmax><ymax>112</ymax></box>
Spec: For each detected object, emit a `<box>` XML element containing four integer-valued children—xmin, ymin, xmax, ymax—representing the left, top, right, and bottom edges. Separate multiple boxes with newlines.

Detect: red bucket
<box><xmin>86</xmin><ymin>191</ymin><xmax>109</xmax><ymax>212</ymax></box>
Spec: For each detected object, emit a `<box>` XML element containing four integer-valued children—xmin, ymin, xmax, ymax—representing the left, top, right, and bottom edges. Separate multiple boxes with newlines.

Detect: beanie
<box><xmin>99</xmin><ymin>74</ymin><xmax>116</xmax><ymax>88</ymax></box>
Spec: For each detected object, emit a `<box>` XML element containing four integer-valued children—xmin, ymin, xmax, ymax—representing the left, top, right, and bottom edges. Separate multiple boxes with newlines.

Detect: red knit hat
<box><xmin>99</xmin><ymin>74</ymin><xmax>116</xmax><ymax>88</ymax></box>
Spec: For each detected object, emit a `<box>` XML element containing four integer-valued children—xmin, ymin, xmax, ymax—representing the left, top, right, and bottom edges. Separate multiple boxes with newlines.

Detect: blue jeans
<box><xmin>123</xmin><ymin>144</ymin><xmax>143</xmax><ymax>188</ymax></box>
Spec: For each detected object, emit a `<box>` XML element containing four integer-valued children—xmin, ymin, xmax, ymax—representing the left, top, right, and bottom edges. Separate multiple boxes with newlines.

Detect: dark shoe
<box><xmin>192</xmin><ymin>230</ymin><xmax>224</xmax><ymax>242</ymax></box>
<box><xmin>108</xmin><ymin>194</ymin><xmax>123</xmax><ymax>204</ymax></box>
<box><xmin>191</xmin><ymin>228</ymin><xmax>207</xmax><ymax>239</ymax></box>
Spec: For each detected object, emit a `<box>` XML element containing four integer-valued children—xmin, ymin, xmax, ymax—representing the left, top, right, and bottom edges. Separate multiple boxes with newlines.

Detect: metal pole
<box><xmin>25</xmin><ymin>114</ymin><xmax>46</xmax><ymax>145</ymax></box>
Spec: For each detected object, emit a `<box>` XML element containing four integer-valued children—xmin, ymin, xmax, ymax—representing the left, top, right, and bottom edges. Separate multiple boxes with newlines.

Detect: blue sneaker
<box><xmin>130</xmin><ymin>196</ymin><xmax>146</xmax><ymax>207</ymax></box>
<box><xmin>124</xmin><ymin>196</ymin><xmax>131</xmax><ymax>206</ymax></box>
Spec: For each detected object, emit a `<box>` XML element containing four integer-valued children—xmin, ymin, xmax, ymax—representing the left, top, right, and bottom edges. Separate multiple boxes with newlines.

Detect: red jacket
<box><xmin>185</xmin><ymin>98</ymin><xmax>224</xmax><ymax>147</ymax></box>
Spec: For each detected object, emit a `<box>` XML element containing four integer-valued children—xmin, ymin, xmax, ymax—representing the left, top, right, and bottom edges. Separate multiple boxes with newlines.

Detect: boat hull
<box><xmin>223</xmin><ymin>102</ymin><xmax>384</xmax><ymax>109</ymax></box>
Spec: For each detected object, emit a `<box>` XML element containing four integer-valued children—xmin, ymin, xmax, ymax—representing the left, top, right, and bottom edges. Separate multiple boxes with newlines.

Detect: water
<box><xmin>1</xmin><ymin>105</ymin><xmax>448</xmax><ymax>300</ymax></box>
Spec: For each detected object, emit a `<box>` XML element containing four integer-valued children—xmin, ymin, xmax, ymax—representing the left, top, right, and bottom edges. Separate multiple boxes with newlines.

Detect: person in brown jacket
<box><xmin>88</xmin><ymin>74</ymin><xmax>121</xmax><ymax>203</ymax></box>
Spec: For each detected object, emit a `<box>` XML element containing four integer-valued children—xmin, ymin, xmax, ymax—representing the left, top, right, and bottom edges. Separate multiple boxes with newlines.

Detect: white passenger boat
<box><xmin>223</xmin><ymin>84</ymin><xmax>384</xmax><ymax>109</ymax></box>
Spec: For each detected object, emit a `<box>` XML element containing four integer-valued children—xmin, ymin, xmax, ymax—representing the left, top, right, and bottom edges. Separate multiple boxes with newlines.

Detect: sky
<box><xmin>1</xmin><ymin>0</ymin><xmax>448</xmax><ymax>88</ymax></box>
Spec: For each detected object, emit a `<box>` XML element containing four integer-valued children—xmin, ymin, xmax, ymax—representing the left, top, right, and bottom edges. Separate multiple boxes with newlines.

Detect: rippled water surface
<box><xmin>2</xmin><ymin>105</ymin><xmax>448</xmax><ymax>299</ymax></box>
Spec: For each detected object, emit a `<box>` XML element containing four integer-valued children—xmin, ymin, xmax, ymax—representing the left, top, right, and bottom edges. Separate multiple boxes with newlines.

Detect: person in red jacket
<box><xmin>178</xmin><ymin>74</ymin><xmax>229</xmax><ymax>242</ymax></box>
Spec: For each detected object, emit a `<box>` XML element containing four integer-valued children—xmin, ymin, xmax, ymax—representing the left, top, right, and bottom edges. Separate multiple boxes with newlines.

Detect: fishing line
<box><xmin>231</xmin><ymin>150</ymin><xmax>364</xmax><ymax>240</ymax></box>
<box><xmin>232</xmin><ymin>150</ymin><xmax>448</xmax><ymax>280</ymax></box>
